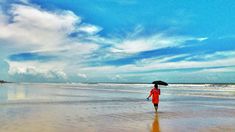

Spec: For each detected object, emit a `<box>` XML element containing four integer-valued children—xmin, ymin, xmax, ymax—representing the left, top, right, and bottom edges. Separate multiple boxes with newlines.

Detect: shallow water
<box><xmin>0</xmin><ymin>83</ymin><xmax>235</xmax><ymax>132</ymax></box>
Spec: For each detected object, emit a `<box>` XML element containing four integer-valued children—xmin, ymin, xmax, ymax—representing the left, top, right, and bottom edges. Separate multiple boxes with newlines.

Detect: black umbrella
<box><xmin>152</xmin><ymin>80</ymin><xmax>168</xmax><ymax>86</ymax></box>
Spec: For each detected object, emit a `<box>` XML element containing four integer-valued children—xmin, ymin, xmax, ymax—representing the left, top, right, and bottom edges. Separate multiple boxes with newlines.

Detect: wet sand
<box><xmin>0</xmin><ymin>83</ymin><xmax>235</xmax><ymax>132</ymax></box>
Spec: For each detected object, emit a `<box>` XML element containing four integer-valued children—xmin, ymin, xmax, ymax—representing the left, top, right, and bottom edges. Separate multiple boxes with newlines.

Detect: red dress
<box><xmin>150</xmin><ymin>88</ymin><xmax>160</xmax><ymax>104</ymax></box>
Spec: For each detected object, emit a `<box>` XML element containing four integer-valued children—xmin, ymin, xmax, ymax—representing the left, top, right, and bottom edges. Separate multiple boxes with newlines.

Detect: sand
<box><xmin>0</xmin><ymin>83</ymin><xmax>235</xmax><ymax>132</ymax></box>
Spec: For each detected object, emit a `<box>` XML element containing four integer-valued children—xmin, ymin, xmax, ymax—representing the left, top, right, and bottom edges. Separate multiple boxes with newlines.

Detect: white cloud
<box><xmin>77</xmin><ymin>52</ymin><xmax>235</xmax><ymax>77</ymax></box>
<box><xmin>0</xmin><ymin>2</ymin><xmax>101</xmax><ymax>79</ymax></box>
<box><xmin>7</xmin><ymin>60</ymin><xmax>67</xmax><ymax>79</ymax></box>
<box><xmin>0</xmin><ymin>3</ymin><xmax>100</xmax><ymax>54</ymax></box>
<box><xmin>196</xmin><ymin>67</ymin><xmax>235</xmax><ymax>73</ymax></box>
<box><xmin>126</xmin><ymin>25</ymin><xmax>144</xmax><ymax>38</ymax></box>
<box><xmin>10</xmin><ymin>4</ymin><xmax>80</xmax><ymax>32</ymax></box>
<box><xmin>197</xmin><ymin>37</ymin><xmax>208</xmax><ymax>41</ymax></box>
<box><xmin>114</xmin><ymin>51</ymin><xmax>235</xmax><ymax>74</ymax></box>
<box><xmin>111</xmin><ymin>74</ymin><xmax>123</xmax><ymax>81</ymax></box>
<box><xmin>110</xmin><ymin>34</ymin><xmax>207</xmax><ymax>53</ymax></box>
<box><xmin>0</xmin><ymin>1</ymin><xmax>233</xmax><ymax>83</ymax></box>
<box><xmin>0</xmin><ymin>4</ymin><xmax>78</xmax><ymax>52</ymax></box>
<box><xmin>77</xmin><ymin>24</ymin><xmax>102</xmax><ymax>35</ymax></box>
<box><xmin>135</xmin><ymin>54</ymin><xmax>189</xmax><ymax>66</ymax></box>
<box><xmin>77</xmin><ymin>73</ymin><xmax>87</xmax><ymax>79</ymax></box>
<box><xmin>185</xmin><ymin>50</ymin><xmax>235</xmax><ymax>61</ymax></box>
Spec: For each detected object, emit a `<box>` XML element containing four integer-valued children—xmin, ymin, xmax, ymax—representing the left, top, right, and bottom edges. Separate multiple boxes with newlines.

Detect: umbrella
<box><xmin>152</xmin><ymin>80</ymin><xmax>168</xmax><ymax>86</ymax></box>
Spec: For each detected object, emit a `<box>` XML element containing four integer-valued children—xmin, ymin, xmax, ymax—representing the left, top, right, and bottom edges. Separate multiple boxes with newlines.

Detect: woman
<box><xmin>147</xmin><ymin>84</ymin><xmax>161</xmax><ymax>112</ymax></box>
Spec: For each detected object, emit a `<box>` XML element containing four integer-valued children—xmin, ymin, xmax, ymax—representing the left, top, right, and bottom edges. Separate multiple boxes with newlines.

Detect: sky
<box><xmin>0</xmin><ymin>0</ymin><xmax>235</xmax><ymax>83</ymax></box>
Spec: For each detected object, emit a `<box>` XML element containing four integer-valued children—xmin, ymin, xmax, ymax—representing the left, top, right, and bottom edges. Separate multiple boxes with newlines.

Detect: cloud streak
<box><xmin>110</xmin><ymin>33</ymin><xmax>207</xmax><ymax>53</ymax></box>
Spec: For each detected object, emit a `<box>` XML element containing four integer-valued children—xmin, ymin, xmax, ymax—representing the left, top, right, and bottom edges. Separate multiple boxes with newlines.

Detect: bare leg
<box><xmin>154</xmin><ymin>106</ymin><xmax>158</xmax><ymax>112</ymax></box>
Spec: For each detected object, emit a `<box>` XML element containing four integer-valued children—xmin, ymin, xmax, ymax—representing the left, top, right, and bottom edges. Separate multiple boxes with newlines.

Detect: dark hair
<box><xmin>154</xmin><ymin>84</ymin><xmax>158</xmax><ymax>89</ymax></box>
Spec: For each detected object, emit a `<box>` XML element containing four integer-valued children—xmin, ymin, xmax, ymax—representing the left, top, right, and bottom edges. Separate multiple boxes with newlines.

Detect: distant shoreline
<box><xmin>81</xmin><ymin>82</ymin><xmax>235</xmax><ymax>85</ymax></box>
<box><xmin>1</xmin><ymin>81</ymin><xmax>234</xmax><ymax>85</ymax></box>
<box><xmin>0</xmin><ymin>80</ymin><xmax>12</xmax><ymax>83</ymax></box>
<box><xmin>11</xmin><ymin>82</ymin><xmax>235</xmax><ymax>85</ymax></box>
<box><xmin>71</xmin><ymin>81</ymin><xmax>235</xmax><ymax>85</ymax></box>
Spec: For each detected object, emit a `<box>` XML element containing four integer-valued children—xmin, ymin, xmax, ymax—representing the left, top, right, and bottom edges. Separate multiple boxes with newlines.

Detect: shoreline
<box><xmin>3</xmin><ymin>81</ymin><xmax>235</xmax><ymax>85</ymax></box>
<box><xmin>0</xmin><ymin>80</ymin><xmax>12</xmax><ymax>83</ymax></box>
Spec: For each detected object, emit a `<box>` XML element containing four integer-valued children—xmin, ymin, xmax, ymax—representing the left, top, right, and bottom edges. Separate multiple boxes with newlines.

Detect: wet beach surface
<box><xmin>0</xmin><ymin>83</ymin><xmax>235</xmax><ymax>132</ymax></box>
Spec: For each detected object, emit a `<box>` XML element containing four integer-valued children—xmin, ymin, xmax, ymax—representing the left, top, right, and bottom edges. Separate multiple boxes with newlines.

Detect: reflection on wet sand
<box><xmin>151</xmin><ymin>113</ymin><xmax>160</xmax><ymax>132</ymax></box>
<box><xmin>0</xmin><ymin>84</ymin><xmax>27</xmax><ymax>101</ymax></box>
<box><xmin>8</xmin><ymin>84</ymin><xmax>27</xmax><ymax>100</ymax></box>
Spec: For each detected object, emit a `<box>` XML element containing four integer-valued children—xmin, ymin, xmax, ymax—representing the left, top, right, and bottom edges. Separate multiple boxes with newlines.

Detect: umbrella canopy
<box><xmin>152</xmin><ymin>80</ymin><xmax>168</xmax><ymax>86</ymax></box>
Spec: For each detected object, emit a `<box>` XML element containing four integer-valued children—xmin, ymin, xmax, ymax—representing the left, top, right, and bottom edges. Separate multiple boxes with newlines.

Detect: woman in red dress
<box><xmin>147</xmin><ymin>84</ymin><xmax>161</xmax><ymax>112</ymax></box>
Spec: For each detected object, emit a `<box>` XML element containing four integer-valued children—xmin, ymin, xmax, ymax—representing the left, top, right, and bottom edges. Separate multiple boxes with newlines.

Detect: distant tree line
<box><xmin>0</xmin><ymin>80</ymin><xmax>9</xmax><ymax>83</ymax></box>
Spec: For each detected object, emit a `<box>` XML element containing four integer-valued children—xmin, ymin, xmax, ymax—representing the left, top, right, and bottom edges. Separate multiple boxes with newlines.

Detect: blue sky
<box><xmin>0</xmin><ymin>0</ymin><xmax>235</xmax><ymax>83</ymax></box>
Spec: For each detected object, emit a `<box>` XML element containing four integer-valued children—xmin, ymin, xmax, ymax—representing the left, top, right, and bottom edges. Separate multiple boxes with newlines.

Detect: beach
<box><xmin>0</xmin><ymin>83</ymin><xmax>235</xmax><ymax>132</ymax></box>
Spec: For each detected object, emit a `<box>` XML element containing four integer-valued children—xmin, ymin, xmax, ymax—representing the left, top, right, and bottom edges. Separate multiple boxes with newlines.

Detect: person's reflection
<box><xmin>151</xmin><ymin>113</ymin><xmax>160</xmax><ymax>132</ymax></box>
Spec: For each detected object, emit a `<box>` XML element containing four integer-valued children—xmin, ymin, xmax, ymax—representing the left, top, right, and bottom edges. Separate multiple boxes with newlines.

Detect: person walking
<box><xmin>147</xmin><ymin>84</ymin><xmax>161</xmax><ymax>112</ymax></box>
